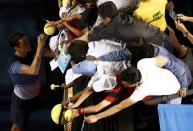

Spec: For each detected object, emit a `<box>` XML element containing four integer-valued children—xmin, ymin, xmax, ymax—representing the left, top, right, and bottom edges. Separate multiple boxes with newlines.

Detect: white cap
<box><xmin>49</xmin><ymin>35</ymin><xmax>59</xmax><ymax>52</ymax></box>
<box><xmin>59</xmin><ymin>6</ymin><xmax>70</xmax><ymax>18</ymax></box>
<box><xmin>93</xmin><ymin>73</ymin><xmax>117</xmax><ymax>92</ymax></box>
<box><xmin>58</xmin><ymin>29</ymin><xmax>72</xmax><ymax>45</ymax></box>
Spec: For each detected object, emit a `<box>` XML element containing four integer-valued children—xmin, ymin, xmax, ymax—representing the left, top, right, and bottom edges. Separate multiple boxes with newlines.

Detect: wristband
<box><xmin>78</xmin><ymin>108</ymin><xmax>85</xmax><ymax>115</ymax></box>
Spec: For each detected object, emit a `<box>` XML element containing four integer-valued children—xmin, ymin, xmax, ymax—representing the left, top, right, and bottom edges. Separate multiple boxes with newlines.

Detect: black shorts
<box><xmin>11</xmin><ymin>92</ymin><xmax>39</xmax><ymax>129</ymax></box>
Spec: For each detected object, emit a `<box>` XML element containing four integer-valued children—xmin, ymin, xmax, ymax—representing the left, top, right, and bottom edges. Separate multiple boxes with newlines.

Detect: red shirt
<box><xmin>104</xmin><ymin>80</ymin><xmax>135</xmax><ymax>103</ymax></box>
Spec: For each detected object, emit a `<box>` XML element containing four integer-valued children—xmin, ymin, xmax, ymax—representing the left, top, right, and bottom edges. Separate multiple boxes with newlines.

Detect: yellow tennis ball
<box><xmin>51</xmin><ymin>104</ymin><xmax>63</xmax><ymax>125</ymax></box>
<box><xmin>64</xmin><ymin>109</ymin><xmax>73</xmax><ymax>122</ymax></box>
<box><xmin>63</xmin><ymin>0</ymin><xmax>77</xmax><ymax>7</ymax></box>
<box><xmin>44</xmin><ymin>24</ymin><xmax>56</xmax><ymax>36</ymax></box>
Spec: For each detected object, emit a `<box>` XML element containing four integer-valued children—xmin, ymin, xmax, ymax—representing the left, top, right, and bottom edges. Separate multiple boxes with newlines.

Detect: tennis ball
<box><xmin>63</xmin><ymin>0</ymin><xmax>77</xmax><ymax>7</ymax></box>
<box><xmin>64</xmin><ymin>109</ymin><xmax>73</xmax><ymax>122</ymax></box>
<box><xmin>44</xmin><ymin>24</ymin><xmax>56</xmax><ymax>36</ymax></box>
<box><xmin>51</xmin><ymin>104</ymin><xmax>63</xmax><ymax>125</ymax></box>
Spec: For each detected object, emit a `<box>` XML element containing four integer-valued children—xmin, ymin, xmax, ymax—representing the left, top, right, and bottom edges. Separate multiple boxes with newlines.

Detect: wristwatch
<box><xmin>183</xmin><ymin>31</ymin><xmax>189</xmax><ymax>37</ymax></box>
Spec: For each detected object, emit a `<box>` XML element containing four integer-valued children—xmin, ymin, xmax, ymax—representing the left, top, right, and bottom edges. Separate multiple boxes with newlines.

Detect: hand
<box><xmin>175</xmin><ymin>21</ymin><xmax>187</xmax><ymax>33</ymax></box>
<box><xmin>68</xmin><ymin>103</ymin><xmax>79</xmax><ymax>109</ymax></box>
<box><xmin>61</xmin><ymin>83</ymin><xmax>72</xmax><ymax>89</ymax></box>
<box><xmin>37</xmin><ymin>33</ymin><xmax>47</xmax><ymax>48</ymax></box>
<box><xmin>85</xmin><ymin>115</ymin><xmax>98</xmax><ymax>123</ymax></box>
<box><xmin>178</xmin><ymin>88</ymin><xmax>187</xmax><ymax>98</ymax></box>
<box><xmin>92</xmin><ymin>58</ymin><xmax>100</xmax><ymax>65</ymax></box>
<box><xmin>177</xmin><ymin>14</ymin><xmax>189</xmax><ymax>22</ymax></box>
<box><xmin>71</xmin><ymin>109</ymin><xmax>79</xmax><ymax>119</ymax></box>
<box><xmin>61</xmin><ymin>83</ymin><xmax>68</xmax><ymax>89</ymax></box>
<box><xmin>62</xmin><ymin>13</ymin><xmax>71</xmax><ymax>20</ymax></box>
<box><xmin>86</xmin><ymin>55</ymin><xmax>97</xmax><ymax>61</ymax></box>
<box><xmin>61</xmin><ymin>100</ymin><xmax>69</xmax><ymax>107</ymax></box>
<box><xmin>46</xmin><ymin>21</ymin><xmax>56</xmax><ymax>27</ymax></box>
<box><xmin>57</xmin><ymin>24</ymin><xmax>65</xmax><ymax>30</ymax></box>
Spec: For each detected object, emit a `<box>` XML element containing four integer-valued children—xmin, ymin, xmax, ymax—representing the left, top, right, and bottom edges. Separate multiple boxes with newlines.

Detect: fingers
<box><xmin>84</xmin><ymin>115</ymin><xmax>98</xmax><ymax>123</ymax></box>
<box><xmin>68</xmin><ymin>103</ymin><xmax>76</xmax><ymax>108</ymax></box>
<box><xmin>178</xmin><ymin>89</ymin><xmax>187</xmax><ymax>98</ymax></box>
<box><xmin>38</xmin><ymin>33</ymin><xmax>47</xmax><ymax>40</ymax></box>
<box><xmin>177</xmin><ymin>14</ymin><xmax>184</xmax><ymax>17</ymax></box>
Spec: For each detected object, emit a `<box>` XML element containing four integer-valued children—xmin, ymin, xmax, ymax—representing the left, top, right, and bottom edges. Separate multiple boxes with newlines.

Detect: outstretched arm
<box><xmin>85</xmin><ymin>97</ymin><xmax>136</xmax><ymax>123</ymax></box>
<box><xmin>69</xmin><ymin>86</ymin><xmax>94</xmax><ymax>108</ymax></box>
<box><xmin>83</xmin><ymin>100</ymin><xmax>111</xmax><ymax>114</ymax></box>
<box><xmin>61</xmin><ymin>75</ymin><xmax>90</xmax><ymax>90</ymax></box>
<box><xmin>61</xmin><ymin>91</ymin><xmax>83</xmax><ymax>106</ymax></box>
<box><xmin>63</xmin><ymin>21</ymin><xmax>87</xmax><ymax>37</ymax></box>
<box><xmin>71</xmin><ymin>100</ymin><xmax>111</xmax><ymax>119</ymax></box>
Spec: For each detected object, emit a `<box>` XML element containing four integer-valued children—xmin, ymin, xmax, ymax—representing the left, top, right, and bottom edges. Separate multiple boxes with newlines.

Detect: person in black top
<box><xmin>78</xmin><ymin>1</ymin><xmax>173</xmax><ymax>51</ymax></box>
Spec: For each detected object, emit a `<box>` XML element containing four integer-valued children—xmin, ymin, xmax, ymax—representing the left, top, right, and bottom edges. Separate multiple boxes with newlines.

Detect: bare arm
<box><xmin>64</xmin><ymin>14</ymin><xmax>81</xmax><ymax>21</ymax></box>
<box><xmin>69</xmin><ymin>86</ymin><xmax>94</xmax><ymax>108</ymax></box>
<box><xmin>175</xmin><ymin>21</ymin><xmax>193</xmax><ymax>44</ymax></box>
<box><xmin>83</xmin><ymin>100</ymin><xmax>111</xmax><ymax>113</ymax></box>
<box><xmin>177</xmin><ymin>14</ymin><xmax>193</xmax><ymax>23</ymax></box>
<box><xmin>61</xmin><ymin>91</ymin><xmax>83</xmax><ymax>106</ymax></box>
<box><xmin>71</xmin><ymin>100</ymin><xmax>111</xmax><ymax>119</ymax></box>
<box><xmin>43</xmin><ymin>48</ymin><xmax>56</xmax><ymax>58</ymax></box>
<box><xmin>75</xmin><ymin>31</ymin><xmax>89</xmax><ymax>42</ymax></box>
<box><xmin>85</xmin><ymin>97</ymin><xmax>136</xmax><ymax>123</ymax></box>
<box><xmin>63</xmin><ymin>21</ymin><xmax>87</xmax><ymax>37</ymax></box>
<box><xmin>20</xmin><ymin>34</ymin><xmax>47</xmax><ymax>75</ymax></box>
<box><xmin>62</xmin><ymin>75</ymin><xmax>90</xmax><ymax>89</ymax></box>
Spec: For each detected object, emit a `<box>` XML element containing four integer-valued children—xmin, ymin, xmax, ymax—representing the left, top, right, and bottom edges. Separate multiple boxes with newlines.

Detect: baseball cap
<box><xmin>93</xmin><ymin>73</ymin><xmax>117</xmax><ymax>92</ymax></box>
<box><xmin>49</xmin><ymin>35</ymin><xmax>58</xmax><ymax>52</ymax></box>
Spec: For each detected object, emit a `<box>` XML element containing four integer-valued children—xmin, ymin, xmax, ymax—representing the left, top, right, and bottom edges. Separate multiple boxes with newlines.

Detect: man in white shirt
<box><xmin>71</xmin><ymin>39</ymin><xmax>127</xmax><ymax>76</ymax></box>
<box><xmin>84</xmin><ymin>56</ymin><xmax>181</xmax><ymax>123</ymax></box>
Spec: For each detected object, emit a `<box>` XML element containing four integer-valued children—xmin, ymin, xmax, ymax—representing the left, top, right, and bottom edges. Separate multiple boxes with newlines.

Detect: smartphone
<box><xmin>169</xmin><ymin>10</ymin><xmax>177</xmax><ymax>21</ymax></box>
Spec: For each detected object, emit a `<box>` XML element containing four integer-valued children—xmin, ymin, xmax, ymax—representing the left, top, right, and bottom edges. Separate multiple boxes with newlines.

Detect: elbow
<box><xmin>30</xmin><ymin>70</ymin><xmax>39</xmax><ymax>75</ymax></box>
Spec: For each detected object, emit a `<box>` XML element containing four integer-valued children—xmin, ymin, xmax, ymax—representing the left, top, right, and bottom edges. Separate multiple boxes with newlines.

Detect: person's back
<box><xmin>130</xmin><ymin>58</ymin><xmax>180</xmax><ymax>102</ymax></box>
<box><xmin>133</xmin><ymin>0</ymin><xmax>167</xmax><ymax>31</ymax></box>
<box><xmin>88</xmin><ymin>1</ymin><xmax>164</xmax><ymax>45</ymax></box>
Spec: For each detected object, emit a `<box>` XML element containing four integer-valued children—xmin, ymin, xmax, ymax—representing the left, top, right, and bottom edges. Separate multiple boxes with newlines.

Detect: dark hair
<box><xmin>97</xmin><ymin>1</ymin><xmax>118</xmax><ymax>18</ymax></box>
<box><xmin>120</xmin><ymin>66</ymin><xmax>142</xmax><ymax>84</ymax></box>
<box><xmin>68</xmin><ymin>40</ymin><xmax>88</xmax><ymax>63</ymax></box>
<box><xmin>126</xmin><ymin>36</ymin><xmax>154</xmax><ymax>67</ymax></box>
<box><xmin>78</xmin><ymin>0</ymin><xmax>96</xmax><ymax>5</ymax></box>
<box><xmin>9</xmin><ymin>32</ymin><xmax>25</xmax><ymax>48</ymax></box>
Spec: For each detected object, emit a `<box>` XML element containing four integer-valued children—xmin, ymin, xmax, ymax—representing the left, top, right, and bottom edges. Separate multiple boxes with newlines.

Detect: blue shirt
<box><xmin>8</xmin><ymin>55</ymin><xmax>40</xmax><ymax>99</ymax></box>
